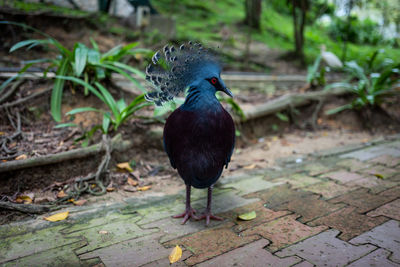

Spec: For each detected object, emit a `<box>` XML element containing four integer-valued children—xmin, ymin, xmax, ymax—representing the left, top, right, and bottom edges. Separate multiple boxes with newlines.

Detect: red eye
<box><xmin>211</xmin><ymin>78</ymin><xmax>217</xmax><ymax>85</ymax></box>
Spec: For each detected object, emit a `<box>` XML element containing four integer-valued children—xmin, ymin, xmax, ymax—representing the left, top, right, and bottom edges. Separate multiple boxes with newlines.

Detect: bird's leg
<box><xmin>197</xmin><ymin>185</ymin><xmax>223</xmax><ymax>225</ymax></box>
<box><xmin>172</xmin><ymin>184</ymin><xmax>198</xmax><ymax>224</ymax></box>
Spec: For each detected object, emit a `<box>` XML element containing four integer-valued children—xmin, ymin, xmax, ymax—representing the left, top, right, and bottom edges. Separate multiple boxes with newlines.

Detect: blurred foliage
<box><xmin>325</xmin><ymin>50</ymin><xmax>400</xmax><ymax>114</ymax></box>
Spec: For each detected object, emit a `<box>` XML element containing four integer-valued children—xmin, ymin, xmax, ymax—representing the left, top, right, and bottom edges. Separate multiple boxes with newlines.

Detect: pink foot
<box><xmin>172</xmin><ymin>207</ymin><xmax>199</xmax><ymax>224</ymax></box>
<box><xmin>196</xmin><ymin>212</ymin><xmax>223</xmax><ymax>226</ymax></box>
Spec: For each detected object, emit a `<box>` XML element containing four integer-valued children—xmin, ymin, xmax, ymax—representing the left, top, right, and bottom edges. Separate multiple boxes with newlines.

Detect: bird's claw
<box><xmin>196</xmin><ymin>212</ymin><xmax>223</xmax><ymax>226</ymax></box>
<box><xmin>172</xmin><ymin>208</ymin><xmax>199</xmax><ymax>224</ymax></box>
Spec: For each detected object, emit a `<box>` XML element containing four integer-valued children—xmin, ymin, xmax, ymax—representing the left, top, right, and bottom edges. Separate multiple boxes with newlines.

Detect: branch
<box><xmin>0</xmin><ymin>87</ymin><xmax>52</xmax><ymax>109</ymax></box>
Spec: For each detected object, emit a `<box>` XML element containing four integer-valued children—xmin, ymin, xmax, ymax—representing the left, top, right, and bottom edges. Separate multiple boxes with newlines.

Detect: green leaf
<box><xmin>237</xmin><ymin>211</ymin><xmax>256</xmax><ymax>221</ymax></box>
<box><xmin>56</xmin><ymin>76</ymin><xmax>105</xmax><ymax>102</ymax></box>
<box><xmin>116</xmin><ymin>98</ymin><xmax>127</xmax><ymax>113</ymax></box>
<box><xmin>90</xmin><ymin>37</ymin><xmax>99</xmax><ymax>51</ymax></box>
<box><xmin>105</xmin><ymin>61</ymin><xmax>146</xmax><ymax>78</ymax></box>
<box><xmin>66</xmin><ymin>107</ymin><xmax>103</xmax><ymax>115</ymax></box>
<box><xmin>51</xmin><ymin>58</ymin><xmax>69</xmax><ymax>122</ymax></box>
<box><xmin>87</xmin><ymin>49</ymin><xmax>101</xmax><ymax>64</ymax></box>
<box><xmin>9</xmin><ymin>39</ymin><xmax>45</xmax><ymax>52</ymax></box>
<box><xmin>74</xmin><ymin>43</ymin><xmax>88</xmax><ymax>77</ymax></box>
<box><xmin>94</xmin><ymin>82</ymin><xmax>119</xmax><ymax>120</ymax></box>
<box><xmin>275</xmin><ymin>112</ymin><xmax>289</xmax><ymax>122</ymax></box>
<box><xmin>54</xmin><ymin>123</ymin><xmax>78</xmax><ymax>128</ymax></box>
<box><xmin>101</xmin><ymin>45</ymin><xmax>122</xmax><ymax>60</ymax></box>
<box><xmin>325</xmin><ymin>104</ymin><xmax>353</xmax><ymax>115</ymax></box>
<box><xmin>0</xmin><ymin>75</ymin><xmax>20</xmax><ymax>93</ymax></box>
<box><xmin>102</xmin><ymin>113</ymin><xmax>111</xmax><ymax>134</ymax></box>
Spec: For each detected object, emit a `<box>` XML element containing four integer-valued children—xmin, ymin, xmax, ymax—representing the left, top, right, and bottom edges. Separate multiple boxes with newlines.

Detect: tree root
<box><xmin>0</xmin><ymin>201</ymin><xmax>63</xmax><ymax>214</ymax></box>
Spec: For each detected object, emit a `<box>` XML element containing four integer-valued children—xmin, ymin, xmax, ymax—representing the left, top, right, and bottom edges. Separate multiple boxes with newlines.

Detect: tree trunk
<box><xmin>244</xmin><ymin>0</ymin><xmax>262</xmax><ymax>30</ymax></box>
<box><xmin>290</xmin><ymin>0</ymin><xmax>307</xmax><ymax>63</ymax></box>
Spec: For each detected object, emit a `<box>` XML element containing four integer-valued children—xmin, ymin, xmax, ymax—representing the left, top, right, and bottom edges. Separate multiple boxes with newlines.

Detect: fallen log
<box><xmin>237</xmin><ymin>87</ymin><xmax>350</xmax><ymax>122</ymax></box>
<box><xmin>0</xmin><ymin>134</ymin><xmax>132</xmax><ymax>173</ymax></box>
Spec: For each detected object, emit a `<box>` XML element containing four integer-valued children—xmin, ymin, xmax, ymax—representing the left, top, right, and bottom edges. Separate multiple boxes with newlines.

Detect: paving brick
<box><xmin>329</xmin><ymin>188</ymin><xmax>398</xmax><ymax>213</ymax></box>
<box><xmin>369</xmin><ymin>155</ymin><xmax>400</xmax><ymax>167</ymax></box>
<box><xmin>360</xmin><ymin>165</ymin><xmax>398</xmax><ymax>179</ymax></box>
<box><xmin>141</xmin><ymin>250</ymin><xmax>191</xmax><ymax>267</ymax></box>
<box><xmin>347</xmin><ymin>248</ymin><xmax>400</xmax><ymax>267</ymax></box>
<box><xmin>0</xmin><ymin>225</ymin><xmax>82</xmax><ymax>264</ymax></box>
<box><xmin>220</xmin><ymin>175</ymin><xmax>284</xmax><ymax>196</ymax></box>
<box><xmin>368</xmin><ymin>199</ymin><xmax>400</xmax><ymax>220</ymax></box>
<box><xmin>347</xmin><ymin>176</ymin><xmax>397</xmax><ymax>194</ymax></box>
<box><xmin>245</xmin><ymin>184</ymin><xmax>313</xmax><ymax>209</ymax></box>
<box><xmin>2</xmin><ymin>240</ymin><xmax>85</xmax><ymax>267</ymax></box>
<box><xmin>350</xmin><ymin>220</ymin><xmax>400</xmax><ymax>263</ymax></box>
<box><xmin>165</xmin><ymin>223</ymin><xmax>260</xmax><ymax>266</ymax></box>
<box><xmin>309</xmin><ymin>207</ymin><xmax>388</xmax><ymax>241</ymax></box>
<box><xmin>322</xmin><ymin>171</ymin><xmax>364</xmax><ymax>184</ymax></box>
<box><xmin>197</xmin><ymin>239</ymin><xmax>302</xmax><ymax>267</ymax></box>
<box><xmin>303</xmin><ymin>162</ymin><xmax>335</xmax><ymax>176</ymax></box>
<box><xmin>292</xmin><ymin>261</ymin><xmax>315</xmax><ymax>267</ymax></box>
<box><xmin>142</xmin><ymin>216</ymin><xmax>224</xmax><ymax>244</ymax></box>
<box><xmin>67</xmin><ymin>216</ymin><xmax>158</xmax><ymax>255</ymax></box>
<box><xmin>275</xmin><ymin>194</ymin><xmax>345</xmax><ymax>223</ymax></box>
<box><xmin>242</xmin><ymin>214</ymin><xmax>327</xmax><ymax>252</ymax></box>
<box><xmin>276</xmin><ymin>229</ymin><xmax>376</xmax><ymax>267</ymax></box>
<box><xmin>340</xmin><ymin>145</ymin><xmax>400</xmax><ymax>161</ymax></box>
<box><xmin>274</xmin><ymin>174</ymin><xmax>322</xmax><ymax>189</ymax></box>
<box><xmin>218</xmin><ymin>201</ymin><xmax>290</xmax><ymax>233</ymax></box>
<box><xmin>305</xmin><ymin>181</ymin><xmax>353</xmax><ymax>199</ymax></box>
<box><xmin>336</xmin><ymin>159</ymin><xmax>371</xmax><ymax>172</ymax></box>
<box><xmin>80</xmin><ymin>232</ymin><xmax>174</xmax><ymax>267</ymax></box>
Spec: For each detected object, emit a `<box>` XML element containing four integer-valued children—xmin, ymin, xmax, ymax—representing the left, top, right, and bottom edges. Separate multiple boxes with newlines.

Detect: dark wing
<box><xmin>222</xmin><ymin>109</ymin><xmax>235</xmax><ymax>168</ymax></box>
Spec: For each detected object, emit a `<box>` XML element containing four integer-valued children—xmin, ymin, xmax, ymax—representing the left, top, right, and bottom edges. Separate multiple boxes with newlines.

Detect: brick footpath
<box><xmin>1</xmin><ymin>137</ymin><xmax>400</xmax><ymax>266</ymax></box>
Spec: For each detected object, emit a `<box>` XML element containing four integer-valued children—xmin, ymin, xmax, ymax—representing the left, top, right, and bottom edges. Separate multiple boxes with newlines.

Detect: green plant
<box><xmin>1</xmin><ymin>21</ymin><xmax>151</xmax><ymax>122</ymax></box>
<box><xmin>56</xmin><ymin>76</ymin><xmax>151</xmax><ymax>135</ymax></box>
<box><xmin>306</xmin><ymin>55</ymin><xmax>326</xmax><ymax>87</ymax></box>
<box><xmin>325</xmin><ymin>60</ymin><xmax>400</xmax><ymax>114</ymax></box>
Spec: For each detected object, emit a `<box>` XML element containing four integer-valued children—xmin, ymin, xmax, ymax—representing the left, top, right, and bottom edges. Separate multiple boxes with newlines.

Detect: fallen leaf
<box><xmin>117</xmin><ymin>162</ymin><xmax>133</xmax><ymax>172</ymax></box>
<box><xmin>127</xmin><ymin>177</ymin><xmax>138</xmax><ymax>186</ymax></box>
<box><xmin>137</xmin><ymin>185</ymin><xmax>151</xmax><ymax>191</ymax></box>
<box><xmin>57</xmin><ymin>190</ymin><xmax>67</xmax><ymax>198</ymax></box>
<box><xmin>16</xmin><ymin>195</ymin><xmax>33</xmax><ymax>204</ymax></box>
<box><xmin>15</xmin><ymin>154</ymin><xmax>27</xmax><ymax>160</ymax></box>
<box><xmin>271</xmin><ymin>136</ymin><xmax>279</xmax><ymax>142</ymax></box>
<box><xmin>374</xmin><ymin>173</ymin><xmax>384</xmax><ymax>179</ymax></box>
<box><xmin>0</xmin><ymin>131</ymin><xmax>4</xmax><ymax>135</ymax></box>
<box><xmin>243</xmin><ymin>164</ymin><xmax>256</xmax><ymax>170</ymax></box>
<box><xmin>106</xmin><ymin>187</ymin><xmax>116</xmax><ymax>192</ymax></box>
<box><xmin>317</xmin><ymin>118</ymin><xmax>323</xmax><ymax>125</ymax></box>
<box><xmin>238</xmin><ymin>211</ymin><xmax>257</xmax><ymax>221</ymax></box>
<box><xmin>44</xmin><ymin>211</ymin><xmax>69</xmax><ymax>222</ymax></box>
<box><xmin>98</xmin><ymin>230</ymin><xmax>108</xmax><ymax>234</ymax></box>
<box><xmin>169</xmin><ymin>245</ymin><xmax>182</xmax><ymax>264</ymax></box>
<box><xmin>73</xmin><ymin>199</ymin><xmax>87</xmax><ymax>206</ymax></box>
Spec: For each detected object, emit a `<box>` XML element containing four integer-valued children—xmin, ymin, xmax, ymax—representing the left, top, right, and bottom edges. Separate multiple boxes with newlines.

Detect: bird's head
<box><xmin>144</xmin><ymin>42</ymin><xmax>232</xmax><ymax>106</ymax></box>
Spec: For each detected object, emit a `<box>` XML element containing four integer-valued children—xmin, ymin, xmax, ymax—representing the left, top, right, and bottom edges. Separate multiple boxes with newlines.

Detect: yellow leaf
<box><xmin>271</xmin><ymin>136</ymin><xmax>278</xmax><ymax>141</ymax></box>
<box><xmin>127</xmin><ymin>177</ymin><xmax>138</xmax><ymax>186</ymax></box>
<box><xmin>16</xmin><ymin>195</ymin><xmax>32</xmax><ymax>204</ymax></box>
<box><xmin>137</xmin><ymin>185</ymin><xmax>151</xmax><ymax>191</ymax></box>
<box><xmin>106</xmin><ymin>187</ymin><xmax>116</xmax><ymax>192</ymax></box>
<box><xmin>374</xmin><ymin>173</ymin><xmax>384</xmax><ymax>179</ymax></box>
<box><xmin>169</xmin><ymin>245</ymin><xmax>182</xmax><ymax>264</ymax></box>
<box><xmin>15</xmin><ymin>154</ymin><xmax>27</xmax><ymax>160</ymax></box>
<box><xmin>117</xmin><ymin>162</ymin><xmax>133</xmax><ymax>172</ymax></box>
<box><xmin>243</xmin><ymin>164</ymin><xmax>256</xmax><ymax>170</ymax></box>
<box><xmin>238</xmin><ymin>211</ymin><xmax>257</xmax><ymax>221</ymax></box>
<box><xmin>44</xmin><ymin>211</ymin><xmax>69</xmax><ymax>222</ymax></box>
<box><xmin>98</xmin><ymin>230</ymin><xmax>108</xmax><ymax>234</ymax></box>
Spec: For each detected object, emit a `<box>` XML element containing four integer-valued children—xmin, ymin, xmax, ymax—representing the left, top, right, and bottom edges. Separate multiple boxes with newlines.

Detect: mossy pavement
<box><xmin>1</xmin><ymin>135</ymin><xmax>400</xmax><ymax>266</ymax></box>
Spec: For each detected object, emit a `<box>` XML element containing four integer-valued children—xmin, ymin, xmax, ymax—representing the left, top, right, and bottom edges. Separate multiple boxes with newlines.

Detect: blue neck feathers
<box><xmin>181</xmin><ymin>86</ymin><xmax>221</xmax><ymax>111</ymax></box>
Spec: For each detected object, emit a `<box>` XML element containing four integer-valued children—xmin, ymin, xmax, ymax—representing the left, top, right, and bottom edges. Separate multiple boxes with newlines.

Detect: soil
<box><xmin>0</xmin><ymin>10</ymin><xmax>399</xmax><ymax>225</ymax></box>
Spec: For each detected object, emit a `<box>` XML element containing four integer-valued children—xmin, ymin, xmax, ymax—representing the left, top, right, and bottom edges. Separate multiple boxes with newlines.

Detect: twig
<box><xmin>0</xmin><ymin>87</ymin><xmax>52</xmax><ymax>109</ymax></box>
<box><xmin>0</xmin><ymin>133</ymin><xmax>132</xmax><ymax>173</ymax></box>
<box><xmin>0</xmin><ymin>79</ymin><xmax>25</xmax><ymax>104</ymax></box>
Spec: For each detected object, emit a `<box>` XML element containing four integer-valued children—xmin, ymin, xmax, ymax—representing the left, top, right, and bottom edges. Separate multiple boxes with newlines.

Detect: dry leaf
<box><xmin>106</xmin><ymin>187</ymin><xmax>116</xmax><ymax>192</ymax></box>
<box><xmin>16</xmin><ymin>195</ymin><xmax>33</xmax><ymax>204</ymax></box>
<box><xmin>137</xmin><ymin>185</ymin><xmax>151</xmax><ymax>191</ymax></box>
<box><xmin>98</xmin><ymin>230</ymin><xmax>108</xmax><ymax>234</ymax></box>
<box><xmin>127</xmin><ymin>177</ymin><xmax>138</xmax><ymax>186</ymax></box>
<box><xmin>169</xmin><ymin>245</ymin><xmax>182</xmax><ymax>264</ymax></box>
<box><xmin>123</xmin><ymin>185</ymin><xmax>137</xmax><ymax>192</ymax></box>
<box><xmin>117</xmin><ymin>162</ymin><xmax>134</xmax><ymax>172</ymax></box>
<box><xmin>73</xmin><ymin>199</ymin><xmax>87</xmax><ymax>206</ymax></box>
<box><xmin>44</xmin><ymin>211</ymin><xmax>69</xmax><ymax>222</ymax></box>
<box><xmin>0</xmin><ymin>131</ymin><xmax>4</xmax><ymax>135</ymax></box>
<box><xmin>243</xmin><ymin>164</ymin><xmax>256</xmax><ymax>170</ymax></box>
<box><xmin>271</xmin><ymin>136</ymin><xmax>279</xmax><ymax>142</ymax></box>
<box><xmin>15</xmin><ymin>154</ymin><xmax>27</xmax><ymax>160</ymax></box>
<box><xmin>317</xmin><ymin>118</ymin><xmax>323</xmax><ymax>125</ymax></box>
<box><xmin>238</xmin><ymin>211</ymin><xmax>257</xmax><ymax>221</ymax></box>
<box><xmin>57</xmin><ymin>190</ymin><xmax>67</xmax><ymax>198</ymax></box>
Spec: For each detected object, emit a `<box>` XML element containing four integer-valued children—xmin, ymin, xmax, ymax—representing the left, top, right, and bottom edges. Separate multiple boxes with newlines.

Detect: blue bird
<box><xmin>145</xmin><ymin>42</ymin><xmax>235</xmax><ymax>225</ymax></box>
